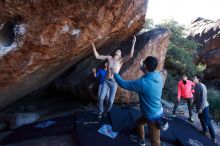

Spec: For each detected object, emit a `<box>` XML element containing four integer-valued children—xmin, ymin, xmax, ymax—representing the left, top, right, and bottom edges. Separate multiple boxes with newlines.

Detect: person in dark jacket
<box><xmin>193</xmin><ymin>75</ymin><xmax>216</xmax><ymax>143</ymax></box>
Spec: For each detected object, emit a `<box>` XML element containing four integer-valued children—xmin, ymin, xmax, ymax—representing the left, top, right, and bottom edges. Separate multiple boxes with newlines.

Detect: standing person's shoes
<box><xmin>171</xmin><ymin>114</ymin><xmax>176</xmax><ymax>118</ymax></box>
<box><xmin>200</xmin><ymin>130</ymin><xmax>209</xmax><ymax>136</ymax></box>
<box><xmin>129</xmin><ymin>134</ymin><xmax>146</xmax><ymax>146</ymax></box>
<box><xmin>212</xmin><ymin>138</ymin><xmax>217</xmax><ymax>143</ymax></box>
<box><xmin>188</xmin><ymin>117</ymin><xmax>194</xmax><ymax>123</ymax></box>
<box><xmin>98</xmin><ymin>113</ymin><xmax>103</xmax><ymax>120</ymax></box>
<box><xmin>103</xmin><ymin>112</ymin><xmax>108</xmax><ymax>118</ymax></box>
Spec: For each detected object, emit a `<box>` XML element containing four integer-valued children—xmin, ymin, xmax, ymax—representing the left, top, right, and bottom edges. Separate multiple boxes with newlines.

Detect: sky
<box><xmin>147</xmin><ymin>0</ymin><xmax>220</xmax><ymax>25</ymax></box>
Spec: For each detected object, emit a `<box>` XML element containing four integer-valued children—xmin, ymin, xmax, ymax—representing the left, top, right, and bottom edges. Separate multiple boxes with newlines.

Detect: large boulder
<box><xmin>0</xmin><ymin>0</ymin><xmax>148</xmax><ymax>109</ymax></box>
<box><xmin>62</xmin><ymin>28</ymin><xmax>171</xmax><ymax>103</ymax></box>
<box><xmin>186</xmin><ymin>18</ymin><xmax>220</xmax><ymax>79</ymax></box>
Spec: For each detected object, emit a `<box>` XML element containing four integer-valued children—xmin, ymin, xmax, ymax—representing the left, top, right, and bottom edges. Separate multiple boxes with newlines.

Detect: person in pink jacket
<box><xmin>172</xmin><ymin>74</ymin><xmax>195</xmax><ymax>122</ymax></box>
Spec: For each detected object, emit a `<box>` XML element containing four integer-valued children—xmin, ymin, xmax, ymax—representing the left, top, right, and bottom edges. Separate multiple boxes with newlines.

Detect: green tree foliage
<box><xmin>157</xmin><ymin>19</ymin><xmax>201</xmax><ymax>76</ymax></box>
<box><xmin>207</xmin><ymin>88</ymin><xmax>220</xmax><ymax>121</ymax></box>
<box><xmin>143</xmin><ymin>18</ymin><xmax>154</xmax><ymax>30</ymax></box>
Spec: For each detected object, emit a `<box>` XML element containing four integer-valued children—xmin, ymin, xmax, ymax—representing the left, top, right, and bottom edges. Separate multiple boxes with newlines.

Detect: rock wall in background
<box><xmin>186</xmin><ymin>18</ymin><xmax>220</xmax><ymax>79</ymax></box>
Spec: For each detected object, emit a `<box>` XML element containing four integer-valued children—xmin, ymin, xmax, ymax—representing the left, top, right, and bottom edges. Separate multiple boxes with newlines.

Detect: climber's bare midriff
<box><xmin>106</xmin><ymin>57</ymin><xmax>122</xmax><ymax>79</ymax></box>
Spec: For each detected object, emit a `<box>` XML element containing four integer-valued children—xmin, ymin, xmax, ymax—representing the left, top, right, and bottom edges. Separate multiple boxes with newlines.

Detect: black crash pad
<box><xmin>3</xmin><ymin>108</ymin><xmax>217</xmax><ymax>146</ymax></box>
<box><xmin>110</xmin><ymin>107</ymin><xmax>142</xmax><ymax>132</ymax></box>
<box><xmin>75</xmin><ymin>111</ymin><xmax>140</xmax><ymax>146</ymax></box>
<box><xmin>3</xmin><ymin>114</ymin><xmax>77</xmax><ymax>145</ymax></box>
<box><xmin>171</xmin><ymin>117</ymin><xmax>218</xmax><ymax>146</ymax></box>
<box><xmin>110</xmin><ymin>107</ymin><xmax>178</xmax><ymax>144</ymax></box>
<box><xmin>110</xmin><ymin>107</ymin><xmax>217</xmax><ymax>146</ymax></box>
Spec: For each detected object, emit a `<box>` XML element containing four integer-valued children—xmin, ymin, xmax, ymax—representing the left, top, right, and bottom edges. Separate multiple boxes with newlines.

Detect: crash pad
<box><xmin>3</xmin><ymin>114</ymin><xmax>77</xmax><ymax>145</ymax></box>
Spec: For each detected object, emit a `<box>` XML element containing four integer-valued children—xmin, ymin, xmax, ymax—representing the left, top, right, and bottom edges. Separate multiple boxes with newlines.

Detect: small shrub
<box><xmin>163</xmin><ymin>74</ymin><xmax>179</xmax><ymax>102</ymax></box>
<box><xmin>143</xmin><ymin>18</ymin><xmax>154</xmax><ymax>30</ymax></box>
<box><xmin>196</xmin><ymin>63</ymin><xmax>206</xmax><ymax>74</ymax></box>
<box><xmin>207</xmin><ymin>88</ymin><xmax>220</xmax><ymax>121</ymax></box>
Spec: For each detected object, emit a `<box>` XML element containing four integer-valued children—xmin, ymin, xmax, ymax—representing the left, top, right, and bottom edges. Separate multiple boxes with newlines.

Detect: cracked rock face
<box><xmin>0</xmin><ymin>0</ymin><xmax>148</xmax><ymax>109</ymax></box>
<box><xmin>186</xmin><ymin>18</ymin><xmax>220</xmax><ymax>79</ymax></box>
